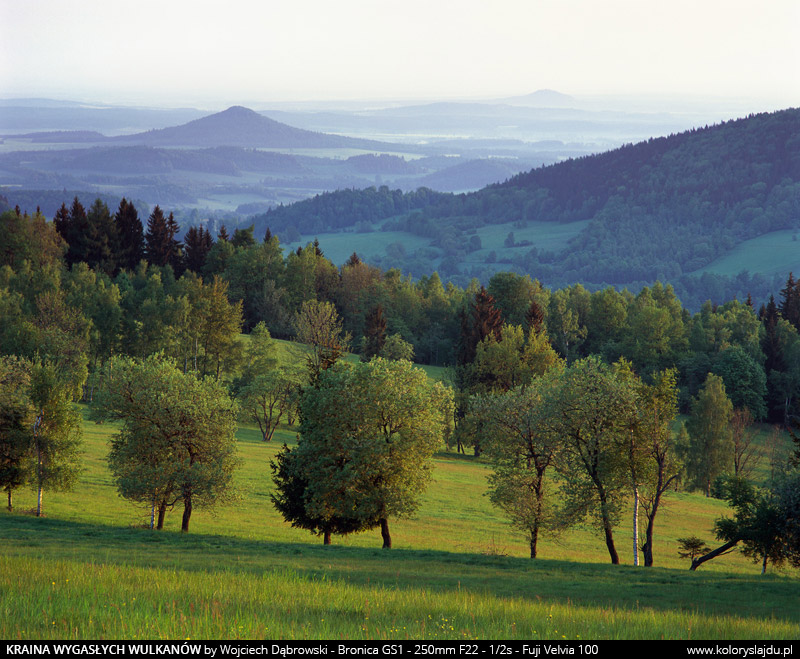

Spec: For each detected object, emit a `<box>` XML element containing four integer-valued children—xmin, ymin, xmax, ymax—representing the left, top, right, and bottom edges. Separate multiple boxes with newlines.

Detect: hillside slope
<box><xmin>258</xmin><ymin>108</ymin><xmax>800</xmax><ymax>297</ymax></box>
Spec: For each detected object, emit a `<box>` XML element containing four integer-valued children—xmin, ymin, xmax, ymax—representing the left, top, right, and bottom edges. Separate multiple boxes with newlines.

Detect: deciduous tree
<box><xmin>0</xmin><ymin>356</ymin><xmax>33</xmax><ymax>511</ymax></box>
<box><xmin>92</xmin><ymin>355</ymin><xmax>240</xmax><ymax>531</ymax></box>
<box><xmin>29</xmin><ymin>359</ymin><xmax>83</xmax><ymax>517</ymax></box>
<box><xmin>274</xmin><ymin>359</ymin><xmax>453</xmax><ymax>548</ymax></box>
<box><xmin>685</xmin><ymin>374</ymin><xmax>734</xmax><ymax>497</ymax></box>
<box><xmin>473</xmin><ymin>376</ymin><xmax>562</xmax><ymax>558</ymax></box>
<box><xmin>546</xmin><ymin>357</ymin><xmax>636</xmax><ymax>564</ymax></box>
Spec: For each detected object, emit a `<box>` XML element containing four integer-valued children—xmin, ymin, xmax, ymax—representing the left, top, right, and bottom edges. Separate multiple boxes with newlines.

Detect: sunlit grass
<box><xmin>2</xmin><ymin>403</ymin><xmax>798</xmax><ymax>640</ymax></box>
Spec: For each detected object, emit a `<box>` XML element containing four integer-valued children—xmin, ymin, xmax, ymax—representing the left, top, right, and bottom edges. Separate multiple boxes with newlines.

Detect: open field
<box><xmin>2</xmin><ymin>401</ymin><xmax>798</xmax><ymax>641</ymax></box>
<box><xmin>690</xmin><ymin>229</ymin><xmax>800</xmax><ymax>278</ymax></box>
<box><xmin>282</xmin><ymin>220</ymin><xmax>590</xmax><ymax>269</ymax></box>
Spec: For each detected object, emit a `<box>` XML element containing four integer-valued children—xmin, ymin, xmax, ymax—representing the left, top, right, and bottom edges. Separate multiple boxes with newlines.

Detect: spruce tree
<box><xmin>361</xmin><ymin>304</ymin><xmax>387</xmax><ymax>361</ymax></box>
<box><xmin>165</xmin><ymin>212</ymin><xmax>183</xmax><ymax>275</ymax></box>
<box><xmin>525</xmin><ymin>299</ymin><xmax>546</xmax><ymax>334</ymax></box>
<box><xmin>53</xmin><ymin>203</ymin><xmax>70</xmax><ymax>244</ymax></box>
<box><xmin>114</xmin><ymin>198</ymin><xmax>144</xmax><ymax>272</ymax></box>
<box><xmin>85</xmin><ymin>198</ymin><xmax>117</xmax><ymax>276</ymax></box>
<box><xmin>458</xmin><ymin>287</ymin><xmax>503</xmax><ymax>365</ymax></box>
<box><xmin>762</xmin><ymin>295</ymin><xmax>784</xmax><ymax>375</ymax></box>
<box><xmin>779</xmin><ymin>273</ymin><xmax>800</xmax><ymax>330</ymax></box>
<box><xmin>145</xmin><ymin>206</ymin><xmax>169</xmax><ymax>266</ymax></box>
<box><xmin>184</xmin><ymin>226</ymin><xmax>214</xmax><ymax>273</ymax></box>
<box><xmin>145</xmin><ymin>206</ymin><xmax>180</xmax><ymax>269</ymax></box>
<box><xmin>62</xmin><ymin>197</ymin><xmax>90</xmax><ymax>267</ymax></box>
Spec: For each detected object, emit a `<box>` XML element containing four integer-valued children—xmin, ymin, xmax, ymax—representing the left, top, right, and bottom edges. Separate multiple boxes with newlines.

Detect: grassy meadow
<box><xmin>690</xmin><ymin>229</ymin><xmax>800</xmax><ymax>279</ymax></box>
<box><xmin>2</xmin><ymin>390</ymin><xmax>799</xmax><ymax>641</ymax></box>
<box><xmin>280</xmin><ymin>220</ymin><xmax>590</xmax><ymax>270</ymax></box>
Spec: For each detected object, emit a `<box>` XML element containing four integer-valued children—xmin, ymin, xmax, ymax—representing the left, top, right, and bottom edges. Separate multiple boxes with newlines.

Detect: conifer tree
<box><xmin>53</xmin><ymin>203</ymin><xmax>70</xmax><ymax>244</ymax></box>
<box><xmin>361</xmin><ymin>304</ymin><xmax>387</xmax><ymax>361</ymax></box>
<box><xmin>525</xmin><ymin>299</ymin><xmax>546</xmax><ymax>334</ymax></box>
<box><xmin>779</xmin><ymin>273</ymin><xmax>800</xmax><ymax>331</ymax></box>
<box><xmin>165</xmin><ymin>212</ymin><xmax>183</xmax><ymax>275</ymax></box>
<box><xmin>762</xmin><ymin>295</ymin><xmax>784</xmax><ymax>375</ymax></box>
<box><xmin>184</xmin><ymin>226</ymin><xmax>214</xmax><ymax>273</ymax></box>
<box><xmin>145</xmin><ymin>206</ymin><xmax>170</xmax><ymax>267</ymax></box>
<box><xmin>60</xmin><ymin>197</ymin><xmax>90</xmax><ymax>267</ymax></box>
<box><xmin>114</xmin><ymin>198</ymin><xmax>144</xmax><ymax>272</ymax></box>
<box><xmin>458</xmin><ymin>287</ymin><xmax>503</xmax><ymax>365</ymax></box>
<box><xmin>145</xmin><ymin>206</ymin><xmax>181</xmax><ymax>269</ymax></box>
<box><xmin>85</xmin><ymin>198</ymin><xmax>117</xmax><ymax>276</ymax></box>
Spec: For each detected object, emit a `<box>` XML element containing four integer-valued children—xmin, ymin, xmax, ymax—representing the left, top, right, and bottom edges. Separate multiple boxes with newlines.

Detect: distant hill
<box><xmin>1</xmin><ymin>130</ymin><xmax>107</xmax><ymax>143</ymax></box>
<box><xmin>500</xmin><ymin>89</ymin><xmax>579</xmax><ymax>107</ymax></box>
<box><xmin>415</xmin><ymin>158</ymin><xmax>530</xmax><ymax>192</ymax></box>
<box><xmin>113</xmin><ymin>105</ymin><xmax>404</xmax><ymax>150</ymax></box>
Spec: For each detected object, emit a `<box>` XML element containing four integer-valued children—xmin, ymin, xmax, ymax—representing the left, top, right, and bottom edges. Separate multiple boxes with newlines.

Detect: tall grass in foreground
<box><xmin>2</xmin><ymin>555</ymin><xmax>798</xmax><ymax>641</ymax></box>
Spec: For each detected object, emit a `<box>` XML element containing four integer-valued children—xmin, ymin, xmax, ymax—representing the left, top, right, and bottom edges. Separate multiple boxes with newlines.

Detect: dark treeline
<box><xmin>3</xmin><ymin>197</ymin><xmax>800</xmax><ymax>429</ymax></box>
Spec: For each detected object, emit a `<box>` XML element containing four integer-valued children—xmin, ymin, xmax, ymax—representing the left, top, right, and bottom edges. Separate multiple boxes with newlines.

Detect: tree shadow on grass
<box><xmin>3</xmin><ymin>512</ymin><xmax>798</xmax><ymax>624</ymax></box>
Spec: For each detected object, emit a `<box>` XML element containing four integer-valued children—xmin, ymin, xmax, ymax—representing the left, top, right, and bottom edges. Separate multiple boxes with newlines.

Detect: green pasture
<box><xmin>691</xmin><ymin>229</ymin><xmax>800</xmax><ymax>278</ymax></box>
<box><xmin>281</xmin><ymin>219</ymin><xmax>589</xmax><ymax>269</ymax></box>
<box><xmin>2</xmin><ymin>399</ymin><xmax>799</xmax><ymax>640</ymax></box>
<box><xmin>282</xmin><ymin>230</ymin><xmax>433</xmax><ymax>265</ymax></box>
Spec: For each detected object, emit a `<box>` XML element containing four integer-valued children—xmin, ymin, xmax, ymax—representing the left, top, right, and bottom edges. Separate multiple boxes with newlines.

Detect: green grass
<box><xmin>2</xmin><ymin>405</ymin><xmax>798</xmax><ymax>640</ymax></box>
<box><xmin>691</xmin><ymin>229</ymin><xmax>800</xmax><ymax>278</ymax></box>
<box><xmin>280</xmin><ymin>220</ymin><xmax>589</xmax><ymax>268</ymax></box>
<box><xmin>283</xmin><ymin>230</ymin><xmax>433</xmax><ymax>265</ymax></box>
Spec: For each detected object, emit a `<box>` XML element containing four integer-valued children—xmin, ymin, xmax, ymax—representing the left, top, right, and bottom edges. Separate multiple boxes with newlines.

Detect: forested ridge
<box><xmin>253</xmin><ymin>108</ymin><xmax>800</xmax><ymax>302</ymax></box>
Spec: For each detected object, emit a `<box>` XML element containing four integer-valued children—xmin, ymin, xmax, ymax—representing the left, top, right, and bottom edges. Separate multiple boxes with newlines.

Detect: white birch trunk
<box><xmin>632</xmin><ymin>485</ymin><xmax>640</xmax><ymax>567</ymax></box>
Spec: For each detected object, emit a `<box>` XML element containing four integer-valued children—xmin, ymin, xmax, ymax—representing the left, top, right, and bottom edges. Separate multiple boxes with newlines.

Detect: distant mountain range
<box><xmin>1</xmin><ymin>105</ymin><xmax>408</xmax><ymax>151</ymax></box>
<box><xmin>498</xmin><ymin>89</ymin><xmax>579</xmax><ymax>107</ymax></box>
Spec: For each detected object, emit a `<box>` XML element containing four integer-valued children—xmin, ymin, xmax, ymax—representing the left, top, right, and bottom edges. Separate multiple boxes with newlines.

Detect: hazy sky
<box><xmin>1</xmin><ymin>0</ymin><xmax>798</xmax><ymax>108</ymax></box>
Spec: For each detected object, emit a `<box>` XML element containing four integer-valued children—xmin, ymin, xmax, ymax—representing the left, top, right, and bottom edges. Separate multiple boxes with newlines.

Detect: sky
<box><xmin>1</xmin><ymin>0</ymin><xmax>798</xmax><ymax>109</ymax></box>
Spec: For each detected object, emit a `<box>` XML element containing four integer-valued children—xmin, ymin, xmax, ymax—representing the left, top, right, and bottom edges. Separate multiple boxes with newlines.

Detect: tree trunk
<box><xmin>150</xmin><ymin>497</ymin><xmax>156</xmax><ymax>530</ymax></box>
<box><xmin>596</xmin><ymin>484</ymin><xmax>619</xmax><ymax>564</ymax></box>
<box><xmin>761</xmin><ymin>554</ymin><xmax>768</xmax><ymax>575</ymax></box>
<box><xmin>157</xmin><ymin>501</ymin><xmax>167</xmax><ymax>530</ymax></box>
<box><xmin>529</xmin><ymin>528</ymin><xmax>538</xmax><ymax>559</ymax></box>
<box><xmin>642</xmin><ymin>507</ymin><xmax>657</xmax><ymax>567</ymax></box>
<box><xmin>380</xmin><ymin>518</ymin><xmax>391</xmax><ymax>549</ymax></box>
<box><xmin>323</xmin><ymin>531</ymin><xmax>331</xmax><ymax>545</ymax></box>
<box><xmin>642</xmin><ymin>472</ymin><xmax>675</xmax><ymax>567</ymax></box>
<box><xmin>604</xmin><ymin>522</ymin><xmax>619</xmax><ymax>564</ymax></box>
<box><xmin>6</xmin><ymin>487</ymin><xmax>12</xmax><ymax>512</ymax></box>
<box><xmin>181</xmin><ymin>494</ymin><xmax>192</xmax><ymax>532</ymax></box>
<box><xmin>632</xmin><ymin>486</ymin><xmax>639</xmax><ymax>567</ymax></box>
<box><xmin>690</xmin><ymin>539</ymin><xmax>739</xmax><ymax>570</ymax></box>
<box><xmin>37</xmin><ymin>484</ymin><xmax>43</xmax><ymax>517</ymax></box>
